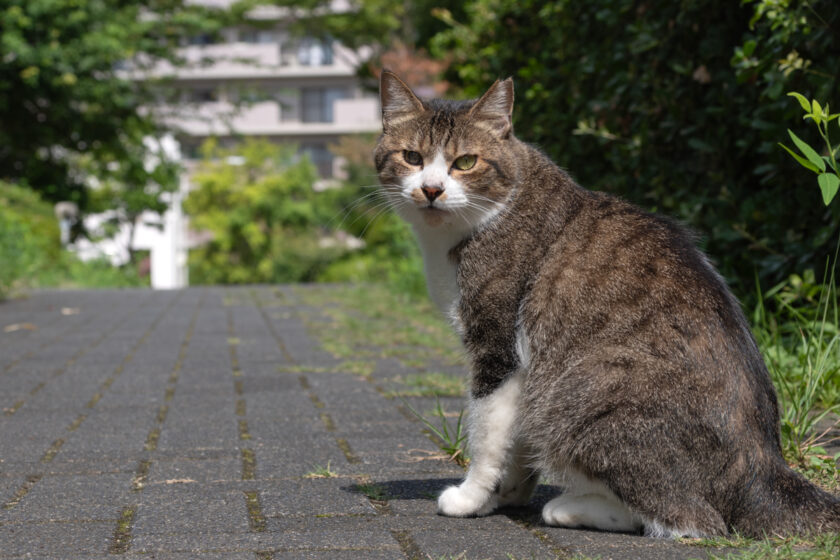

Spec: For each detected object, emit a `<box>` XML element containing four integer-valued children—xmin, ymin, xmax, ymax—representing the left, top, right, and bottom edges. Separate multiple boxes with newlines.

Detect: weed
<box><xmin>403</xmin><ymin>397</ymin><xmax>469</xmax><ymax>467</ymax></box>
<box><xmin>355</xmin><ymin>482</ymin><xmax>389</xmax><ymax>501</ymax></box>
<box><xmin>303</xmin><ymin>462</ymin><xmax>338</xmax><ymax>479</ymax></box>
<box><xmin>694</xmin><ymin>531</ymin><xmax>840</xmax><ymax>559</ymax></box>
<box><xmin>752</xmin><ymin>264</ymin><xmax>840</xmax><ymax>469</ymax></box>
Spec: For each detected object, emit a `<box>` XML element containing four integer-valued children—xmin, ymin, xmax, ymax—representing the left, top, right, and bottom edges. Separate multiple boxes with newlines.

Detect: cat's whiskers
<box><xmin>358</xmin><ymin>198</ymin><xmax>408</xmax><ymax>238</ymax></box>
<box><xmin>327</xmin><ymin>185</ymin><xmax>403</xmax><ymax>230</ymax></box>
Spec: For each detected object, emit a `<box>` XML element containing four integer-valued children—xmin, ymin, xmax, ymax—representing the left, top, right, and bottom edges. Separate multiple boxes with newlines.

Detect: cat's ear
<box><xmin>380</xmin><ymin>70</ymin><xmax>425</xmax><ymax>133</ymax></box>
<box><xmin>468</xmin><ymin>78</ymin><xmax>514</xmax><ymax>138</ymax></box>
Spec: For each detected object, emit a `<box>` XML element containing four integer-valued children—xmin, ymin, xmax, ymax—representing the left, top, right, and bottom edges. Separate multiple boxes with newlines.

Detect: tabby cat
<box><xmin>374</xmin><ymin>70</ymin><xmax>840</xmax><ymax>538</ymax></box>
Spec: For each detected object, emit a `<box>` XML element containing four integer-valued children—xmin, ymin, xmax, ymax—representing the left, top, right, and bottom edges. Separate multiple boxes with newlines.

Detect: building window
<box><xmin>189</xmin><ymin>88</ymin><xmax>218</xmax><ymax>103</ymax></box>
<box><xmin>187</xmin><ymin>33</ymin><xmax>216</xmax><ymax>46</ymax></box>
<box><xmin>239</xmin><ymin>28</ymin><xmax>277</xmax><ymax>44</ymax></box>
<box><xmin>297</xmin><ymin>37</ymin><xmax>333</xmax><ymax>66</ymax></box>
<box><xmin>301</xmin><ymin>143</ymin><xmax>334</xmax><ymax>178</ymax></box>
<box><xmin>301</xmin><ymin>87</ymin><xmax>349</xmax><ymax>123</ymax></box>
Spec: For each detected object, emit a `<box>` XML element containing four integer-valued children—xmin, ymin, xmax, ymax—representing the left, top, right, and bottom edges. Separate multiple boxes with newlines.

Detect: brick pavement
<box><xmin>0</xmin><ymin>286</ymin><xmax>720</xmax><ymax>559</ymax></box>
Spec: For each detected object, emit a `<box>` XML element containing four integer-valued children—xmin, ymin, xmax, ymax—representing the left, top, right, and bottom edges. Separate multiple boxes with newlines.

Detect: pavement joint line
<box><xmin>319</xmin><ymin>412</ymin><xmax>336</xmax><ymax>432</ymax></box>
<box><xmin>4</xmin><ymin>399</ymin><xmax>24</xmax><ymax>416</ymax></box>
<box><xmin>144</xmin><ymin>428</ymin><xmax>161</xmax><ymax>451</ymax></box>
<box><xmin>336</xmin><ymin>438</ymin><xmax>361</xmax><ymax>465</ymax></box>
<box><xmin>390</xmin><ymin>529</ymin><xmax>424</xmax><ymax>560</ymax></box>
<box><xmin>40</xmin><ymin>438</ymin><xmax>65</xmax><ymax>463</ymax></box>
<box><xmin>254</xmin><ymin>551</ymin><xmax>274</xmax><ymax>560</ymax></box>
<box><xmin>2</xmin><ymin>296</ymin><xmax>153</xmax><ymax>416</ymax></box>
<box><xmin>67</xmin><ymin>413</ymin><xmax>87</xmax><ymax>432</ymax></box>
<box><xmin>132</xmin><ymin>460</ymin><xmax>151</xmax><ymax>492</ymax></box>
<box><xmin>109</xmin><ymin>505</ymin><xmax>136</xmax><ymax>555</ymax></box>
<box><xmin>2</xmin><ymin>474</ymin><xmax>42</xmax><ymax>510</ymax></box>
<box><xmin>226</xmin><ymin>301</ymin><xmax>260</xmax><ymax>483</ymax></box>
<box><xmin>243</xmin><ymin>491</ymin><xmax>267</xmax><ymax>532</ymax></box>
<box><xmin>155</xmin><ymin>404</ymin><xmax>169</xmax><ymax>425</ymax></box>
<box><xmin>241</xmin><ymin>448</ymin><xmax>257</xmax><ymax>480</ymax></box>
<box><xmin>239</xmin><ymin>419</ymin><xmax>252</xmax><ymax>440</ymax></box>
<box><xmin>248</xmin><ymin>287</ymin><xmax>294</xmax><ymax>363</ymax></box>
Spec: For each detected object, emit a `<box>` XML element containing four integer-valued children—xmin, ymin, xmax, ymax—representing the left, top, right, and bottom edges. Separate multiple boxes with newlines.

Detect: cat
<box><xmin>374</xmin><ymin>70</ymin><xmax>840</xmax><ymax>538</ymax></box>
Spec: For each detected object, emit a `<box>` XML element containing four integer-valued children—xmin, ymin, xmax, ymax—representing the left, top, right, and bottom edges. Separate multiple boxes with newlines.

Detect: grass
<box><xmin>293</xmin><ymin>284</ymin><xmax>465</xmax><ymax>372</ymax></box>
<box><xmin>354</xmin><ymin>482</ymin><xmax>389</xmax><ymax>502</ymax></box>
<box><xmin>386</xmin><ymin>372</ymin><xmax>465</xmax><ymax>397</ymax></box>
<box><xmin>303</xmin><ymin>462</ymin><xmax>338</xmax><ymax>479</ymax></box>
<box><xmin>684</xmin><ymin>532</ymin><xmax>840</xmax><ymax>559</ymax></box>
<box><xmin>751</xmin><ymin>266</ymin><xmax>840</xmax><ymax>487</ymax></box>
<box><xmin>402</xmin><ymin>397</ymin><xmax>469</xmax><ymax>468</ymax></box>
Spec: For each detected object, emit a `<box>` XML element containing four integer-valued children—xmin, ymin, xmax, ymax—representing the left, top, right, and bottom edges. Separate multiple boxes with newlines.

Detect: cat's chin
<box><xmin>418</xmin><ymin>206</ymin><xmax>450</xmax><ymax>227</ymax></box>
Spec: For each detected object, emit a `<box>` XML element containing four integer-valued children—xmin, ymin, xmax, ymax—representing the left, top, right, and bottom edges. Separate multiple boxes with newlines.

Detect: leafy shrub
<box><xmin>432</xmin><ymin>0</ymin><xmax>840</xmax><ymax>294</ymax></box>
<box><xmin>183</xmin><ymin>136</ymin><xmax>427</xmax><ymax>295</ymax></box>
<box><xmin>0</xmin><ymin>182</ymin><xmax>61</xmax><ymax>299</ymax></box>
<box><xmin>185</xmin><ymin>139</ymin><xmax>339</xmax><ymax>284</ymax></box>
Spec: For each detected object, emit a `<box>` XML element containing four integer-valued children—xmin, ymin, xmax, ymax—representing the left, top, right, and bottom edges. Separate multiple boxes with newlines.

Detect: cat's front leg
<box><xmin>438</xmin><ymin>372</ymin><xmax>522</xmax><ymax>517</ymax></box>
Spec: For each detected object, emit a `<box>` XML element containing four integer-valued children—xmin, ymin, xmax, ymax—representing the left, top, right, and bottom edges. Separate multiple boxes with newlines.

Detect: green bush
<box><xmin>0</xmin><ymin>182</ymin><xmax>61</xmax><ymax>299</ymax></box>
<box><xmin>0</xmin><ymin>181</ymin><xmax>147</xmax><ymax>297</ymax></box>
<box><xmin>184</xmin><ymin>137</ymin><xmax>427</xmax><ymax>295</ymax></box>
<box><xmin>432</xmin><ymin>0</ymin><xmax>840</xmax><ymax>294</ymax></box>
<box><xmin>185</xmin><ymin>139</ymin><xmax>335</xmax><ymax>284</ymax></box>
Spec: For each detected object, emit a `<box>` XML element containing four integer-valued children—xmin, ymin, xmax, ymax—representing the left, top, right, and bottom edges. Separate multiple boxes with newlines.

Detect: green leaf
<box><xmin>788</xmin><ymin>92</ymin><xmax>812</xmax><ymax>113</ymax></box>
<box><xmin>788</xmin><ymin>129</ymin><xmax>826</xmax><ymax>171</ymax></box>
<box><xmin>817</xmin><ymin>173</ymin><xmax>839</xmax><ymax>205</ymax></box>
<box><xmin>779</xmin><ymin>143</ymin><xmax>820</xmax><ymax>173</ymax></box>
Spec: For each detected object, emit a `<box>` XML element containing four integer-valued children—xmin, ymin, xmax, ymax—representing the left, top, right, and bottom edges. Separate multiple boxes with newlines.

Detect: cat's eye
<box><xmin>403</xmin><ymin>150</ymin><xmax>423</xmax><ymax>166</ymax></box>
<box><xmin>453</xmin><ymin>154</ymin><xmax>477</xmax><ymax>171</ymax></box>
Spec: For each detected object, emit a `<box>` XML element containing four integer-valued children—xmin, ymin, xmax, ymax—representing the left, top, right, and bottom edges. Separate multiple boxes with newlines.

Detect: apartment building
<box><xmin>88</xmin><ymin>1</ymin><xmax>381</xmax><ymax>289</ymax></box>
<box><xmin>161</xmin><ymin>0</ymin><xmax>381</xmax><ymax>178</ymax></box>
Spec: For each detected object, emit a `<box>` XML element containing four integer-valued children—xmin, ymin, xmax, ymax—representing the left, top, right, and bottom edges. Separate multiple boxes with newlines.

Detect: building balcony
<box><xmin>162</xmin><ymin>97</ymin><xmax>380</xmax><ymax>138</ymax></box>
<box><xmin>134</xmin><ymin>41</ymin><xmax>365</xmax><ymax>81</ymax></box>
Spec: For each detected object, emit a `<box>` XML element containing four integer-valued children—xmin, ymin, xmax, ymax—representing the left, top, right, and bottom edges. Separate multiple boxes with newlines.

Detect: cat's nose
<box><xmin>421</xmin><ymin>185</ymin><xmax>444</xmax><ymax>202</ymax></box>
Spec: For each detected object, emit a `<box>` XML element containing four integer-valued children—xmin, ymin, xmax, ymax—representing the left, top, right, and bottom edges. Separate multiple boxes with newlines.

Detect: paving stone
<box><xmin>147</xmin><ymin>456</ymin><xmax>242</xmax><ymax>484</ymax></box>
<box><xmin>259</xmin><ymin>478</ymin><xmax>376</xmax><ymax>517</ymax></box>
<box><xmin>0</xmin><ymin>521</ymin><xmax>114</xmax><ymax>557</ymax></box>
<box><xmin>134</xmin><ymin>486</ymin><xmax>251</xmax><ymax>535</ymax></box>
<box><xmin>1</xmin><ymin>473</ymin><xmax>134</xmax><ymax>522</ymax></box>
<box><xmin>256</xmin><ymin>435</ymin><xmax>350</xmax><ymax>478</ymax></box>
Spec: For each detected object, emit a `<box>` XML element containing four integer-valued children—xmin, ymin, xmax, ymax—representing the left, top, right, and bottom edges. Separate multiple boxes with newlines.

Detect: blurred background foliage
<box><xmin>183</xmin><ymin>137</ymin><xmax>424</xmax><ymax>293</ymax></box>
<box><xmin>1</xmin><ymin>0</ymin><xmax>839</xmax><ymax>304</ymax></box>
<box><xmin>0</xmin><ymin>181</ymin><xmax>143</xmax><ymax>299</ymax></box>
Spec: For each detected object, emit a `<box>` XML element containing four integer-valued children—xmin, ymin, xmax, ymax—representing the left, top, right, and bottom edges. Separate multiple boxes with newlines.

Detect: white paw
<box><xmin>542</xmin><ymin>494</ymin><xmax>641</xmax><ymax>532</ymax></box>
<box><xmin>437</xmin><ymin>484</ymin><xmax>498</xmax><ymax>517</ymax></box>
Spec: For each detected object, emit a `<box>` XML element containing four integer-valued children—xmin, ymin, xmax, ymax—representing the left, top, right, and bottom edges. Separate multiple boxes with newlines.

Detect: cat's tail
<box><xmin>733</xmin><ymin>458</ymin><xmax>840</xmax><ymax>537</ymax></box>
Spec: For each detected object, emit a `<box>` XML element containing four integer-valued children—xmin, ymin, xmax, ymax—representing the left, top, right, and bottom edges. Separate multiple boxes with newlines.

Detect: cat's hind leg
<box><xmin>495</xmin><ymin>439</ymin><xmax>538</xmax><ymax>508</ymax></box>
<box><xmin>542</xmin><ymin>466</ymin><xmax>642</xmax><ymax>532</ymax></box>
<box><xmin>438</xmin><ymin>372</ymin><xmax>523</xmax><ymax>517</ymax></box>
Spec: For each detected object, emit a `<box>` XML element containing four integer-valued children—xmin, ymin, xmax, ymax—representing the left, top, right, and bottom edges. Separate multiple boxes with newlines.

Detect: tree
<box><xmin>0</xmin><ymin>0</ymin><xmax>235</xmax><ymax>212</ymax></box>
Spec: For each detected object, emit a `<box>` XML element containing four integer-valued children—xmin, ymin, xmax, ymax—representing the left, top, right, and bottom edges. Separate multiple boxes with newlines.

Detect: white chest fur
<box><xmin>413</xmin><ymin>222</ymin><xmax>468</xmax><ymax>314</ymax></box>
